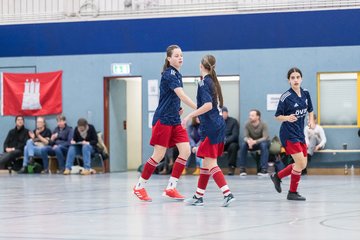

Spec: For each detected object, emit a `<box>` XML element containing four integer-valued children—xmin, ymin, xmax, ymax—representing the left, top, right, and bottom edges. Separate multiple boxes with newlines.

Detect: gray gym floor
<box><xmin>0</xmin><ymin>172</ymin><xmax>359</xmax><ymax>240</ymax></box>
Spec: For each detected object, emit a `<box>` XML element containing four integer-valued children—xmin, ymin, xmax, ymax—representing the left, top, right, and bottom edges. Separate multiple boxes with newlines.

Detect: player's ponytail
<box><xmin>162</xmin><ymin>45</ymin><xmax>180</xmax><ymax>73</ymax></box>
<box><xmin>201</xmin><ymin>55</ymin><xmax>224</xmax><ymax>108</ymax></box>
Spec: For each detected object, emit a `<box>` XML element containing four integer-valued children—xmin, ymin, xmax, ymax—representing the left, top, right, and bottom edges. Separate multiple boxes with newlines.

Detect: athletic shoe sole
<box><xmin>222</xmin><ymin>197</ymin><xmax>236</xmax><ymax>207</ymax></box>
<box><xmin>184</xmin><ymin>199</ymin><xmax>204</xmax><ymax>206</ymax></box>
<box><xmin>162</xmin><ymin>192</ymin><xmax>185</xmax><ymax>200</ymax></box>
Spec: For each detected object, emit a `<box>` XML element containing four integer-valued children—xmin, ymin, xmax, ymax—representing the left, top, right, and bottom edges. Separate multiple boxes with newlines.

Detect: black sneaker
<box><xmin>228</xmin><ymin>166</ymin><xmax>235</xmax><ymax>176</ymax></box>
<box><xmin>239</xmin><ymin>168</ymin><xmax>247</xmax><ymax>176</ymax></box>
<box><xmin>184</xmin><ymin>195</ymin><xmax>204</xmax><ymax>206</ymax></box>
<box><xmin>17</xmin><ymin>167</ymin><xmax>27</xmax><ymax>174</ymax></box>
<box><xmin>257</xmin><ymin>169</ymin><xmax>268</xmax><ymax>176</ymax></box>
<box><xmin>222</xmin><ymin>193</ymin><xmax>235</xmax><ymax>207</ymax></box>
<box><xmin>270</xmin><ymin>173</ymin><xmax>282</xmax><ymax>193</ymax></box>
<box><xmin>287</xmin><ymin>191</ymin><xmax>306</xmax><ymax>201</ymax></box>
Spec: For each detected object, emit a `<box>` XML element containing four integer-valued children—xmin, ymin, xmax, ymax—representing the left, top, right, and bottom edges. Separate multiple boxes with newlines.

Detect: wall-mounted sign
<box><xmin>267</xmin><ymin>94</ymin><xmax>281</xmax><ymax>111</ymax></box>
<box><xmin>111</xmin><ymin>63</ymin><xmax>131</xmax><ymax>75</ymax></box>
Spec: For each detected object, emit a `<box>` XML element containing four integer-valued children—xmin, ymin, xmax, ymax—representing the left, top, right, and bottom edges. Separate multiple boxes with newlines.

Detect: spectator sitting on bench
<box><xmin>303</xmin><ymin>114</ymin><xmax>326</xmax><ymax>175</ymax></box>
<box><xmin>63</xmin><ymin>118</ymin><xmax>98</xmax><ymax>175</ymax></box>
<box><xmin>239</xmin><ymin>109</ymin><xmax>270</xmax><ymax>176</ymax></box>
<box><xmin>43</xmin><ymin>115</ymin><xmax>73</xmax><ymax>173</ymax></box>
<box><xmin>183</xmin><ymin>117</ymin><xmax>202</xmax><ymax>175</ymax></box>
<box><xmin>18</xmin><ymin>116</ymin><xmax>52</xmax><ymax>173</ymax></box>
<box><xmin>220</xmin><ymin>106</ymin><xmax>240</xmax><ymax>176</ymax></box>
<box><xmin>0</xmin><ymin>116</ymin><xmax>29</xmax><ymax>170</ymax></box>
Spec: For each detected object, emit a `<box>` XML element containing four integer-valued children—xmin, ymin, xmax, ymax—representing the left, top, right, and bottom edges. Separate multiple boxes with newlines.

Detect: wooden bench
<box><xmin>317</xmin><ymin>149</ymin><xmax>360</xmax><ymax>154</ymax></box>
<box><xmin>307</xmin><ymin>149</ymin><xmax>360</xmax><ymax>175</ymax></box>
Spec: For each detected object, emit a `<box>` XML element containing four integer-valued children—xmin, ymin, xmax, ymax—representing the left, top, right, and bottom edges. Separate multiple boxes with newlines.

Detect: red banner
<box><xmin>1</xmin><ymin>71</ymin><xmax>62</xmax><ymax>116</ymax></box>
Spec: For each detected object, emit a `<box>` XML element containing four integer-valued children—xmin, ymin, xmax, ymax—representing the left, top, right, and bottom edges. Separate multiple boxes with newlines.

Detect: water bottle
<box><xmin>344</xmin><ymin>164</ymin><xmax>348</xmax><ymax>175</ymax></box>
<box><xmin>350</xmin><ymin>165</ymin><xmax>355</xmax><ymax>176</ymax></box>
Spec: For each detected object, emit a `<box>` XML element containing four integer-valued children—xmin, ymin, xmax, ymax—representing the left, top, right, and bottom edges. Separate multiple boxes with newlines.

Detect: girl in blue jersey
<box><xmin>134</xmin><ymin>45</ymin><xmax>197</xmax><ymax>202</ymax></box>
<box><xmin>182</xmin><ymin>55</ymin><xmax>235</xmax><ymax>207</ymax></box>
<box><xmin>271</xmin><ymin>67</ymin><xmax>315</xmax><ymax>201</ymax></box>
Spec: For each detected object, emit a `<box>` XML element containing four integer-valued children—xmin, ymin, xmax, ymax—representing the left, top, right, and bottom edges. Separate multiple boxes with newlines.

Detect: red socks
<box><xmin>277</xmin><ymin>163</ymin><xmax>302</xmax><ymax>193</ymax></box>
<box><xmin>278</xmin><ymin>164</ymin><xmax>294</xmax><ymax>179</ymax></box>
<box><xmin>171</xmin><ymin>157</ymin><xmax>187</xmax><ymax>179</ymax></box>
<box><xmin>290</xmin><ymin>169</ymin><xmax>302</xmax><ymax>192</ymax></box>
<box><xmin>141</xmin><ymin>158</ymin><xmax>158</xmax><ymax>180</ymax></box>
<box><xmin>210</xmin><ymin>166</ymin><xmax>230</xmax><ymax>196</ymax></box>
<box><xmin>195</xmin><ymin>168</ymin><xmax>211</xmax><ymax>197</ymax></box>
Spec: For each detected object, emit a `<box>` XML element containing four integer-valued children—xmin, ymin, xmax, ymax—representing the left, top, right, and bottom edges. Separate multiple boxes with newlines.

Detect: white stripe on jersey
<box><xmin>198</xmin><ymin>80</ymin><xmax>204</xmax><ymax>87</ymax></box>
<box><xmin>280</xmin><ymin>91</ymin><xmax>291</xmax><ymax>102</ymax></box>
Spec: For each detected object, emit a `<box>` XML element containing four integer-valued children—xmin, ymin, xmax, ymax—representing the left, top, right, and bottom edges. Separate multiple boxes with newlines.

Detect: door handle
<box><xmin>123</xmin><ymin>120</ymin><xmax>127</xmax><ymax>130</ymax></box>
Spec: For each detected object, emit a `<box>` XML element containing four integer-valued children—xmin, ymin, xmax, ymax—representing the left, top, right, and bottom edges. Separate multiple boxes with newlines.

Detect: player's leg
<box><xmin>134</xmin><ymin>145</ymin><xmax>167</xmax><ymax>201</ymax></box>
<box><xmin>162</xmin><ymin>124</ymin><xmax>190</xmax><ymax>200</ymax></box>
<box><xmin>287</xmin><ymin>151</ymin><xmax>307</xmax><ymax>201</ymax></box>
<box><xmin>162</xmin><ymin>142</ymin><xmax>190</xmax><ymax>200</ymax></box>
<box><xmin>184</xmin><ymin>156</ymin><xmax>209</xmax><ymax>206</ymax></box>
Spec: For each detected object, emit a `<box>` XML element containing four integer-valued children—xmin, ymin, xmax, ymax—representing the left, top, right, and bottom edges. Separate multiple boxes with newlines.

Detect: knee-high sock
<box><xmin>135</xmin><ymin>158</ymin><xmax>158</xmax><ymax>190</ymax></box>
<box><xmin>278</xmin><ymin>164</ymin><xmax>293</xmax><ymax>179</ymax></box>
<box><xmin>171</xmin><ymin>157</ymin><xmax>187</xmax><ymax>179</ymax></box>
<box><xmin>195</xmin><ymin>168</ymin><xmax>210</xmax><ymax>198</ymax></box>
<box><xmin>210</xmin><ymin>166</ymin><xmax>231</xmax><ymax>196</ymax></box>
<box><xmin>289</xmin><ymin>169</ymin><xmax>302</xmax><ymax>192</ymax></box>
<box><xmin>167</xmin><ymin>157</ymin><xmax>187</xmax><ymax>189</ymax></box>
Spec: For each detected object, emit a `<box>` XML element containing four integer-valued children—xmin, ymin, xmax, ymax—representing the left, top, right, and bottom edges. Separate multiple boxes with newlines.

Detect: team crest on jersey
<box><xmin>198</xmin><ymin>80</ymin><xmax>204</xmax><ymax>87</ymax></box>
<box><xmin>170</xmin><ymin>70</ymin><xmax>176</xmax><ymax>75</ymax></box>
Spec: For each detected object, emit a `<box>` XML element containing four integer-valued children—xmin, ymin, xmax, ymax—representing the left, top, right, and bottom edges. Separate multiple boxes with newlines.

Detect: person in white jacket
<box><xmin>304</xmin><ymin>114</ymin><xmax>326</xmax><ymax>174</ymax></box>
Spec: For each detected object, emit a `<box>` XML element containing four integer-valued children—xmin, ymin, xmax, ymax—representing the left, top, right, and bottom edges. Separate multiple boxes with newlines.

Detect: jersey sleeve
<box><xmin>166</xmin><ymin>72</ymin><xmax>182</xmax><ymax>90</ymax></box>
<box><xmin>305</xmin><ymin>91</ymin><xmax>314</xmax><ymax>113</ymax></box>
<box><xmin>199</xmin><ymin>82</ymin><xmax>213</xmax><ymax>104</ymax></box>
<box><xmin>275</xmin><ymin>98</ymin><xmax>285</xmax><ymax>117</ymax></box>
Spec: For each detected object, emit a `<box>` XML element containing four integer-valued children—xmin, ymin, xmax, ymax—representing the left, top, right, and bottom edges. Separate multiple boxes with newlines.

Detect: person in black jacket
<box><xmin>0</xmin><ymin>116</ymin><xmax>29</xmax><ymax>169</ymax></box>
<box><xmin>18</xmin><ymin>116</ymin><xmax>52</xmax><ymax>173</ymax></box>
<box><xmin>220</xmin><ymin>107</ymin><xmax>240</xmax><ymax>175</ymax></box>
<box><xmin>63</xmin><ymin>118</ymin><xmax>98</xmax><ymax>175</ymax></box>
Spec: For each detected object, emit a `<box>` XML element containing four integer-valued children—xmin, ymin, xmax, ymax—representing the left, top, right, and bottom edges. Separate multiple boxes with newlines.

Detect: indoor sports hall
<box><xmin>0</xmin><ymin>1</ymin><xmax>359</xmax><ymax>239</ymax></box>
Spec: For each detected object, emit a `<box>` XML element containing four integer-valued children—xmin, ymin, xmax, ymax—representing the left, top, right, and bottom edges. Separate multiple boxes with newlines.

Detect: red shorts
<box><xmin>285</xmin><ymin>140</ymin><xmax>307</xmax><ymax>157</ymax></box>
<box><xmin>197</xmin><ymin>137</ymin><xmax>224</xmax><ymax>159</ymax></box>
<box><xmin>150</xmin><ymin>120</ymin><xmax>189</xmax><ymax>148</ymax></box>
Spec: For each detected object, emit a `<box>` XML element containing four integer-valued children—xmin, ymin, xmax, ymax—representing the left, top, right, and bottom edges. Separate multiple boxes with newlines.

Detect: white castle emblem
<box><xmin>21</xmin><ymin>79</ymin><xmax>42</xmax><ymax>110</ymax></box>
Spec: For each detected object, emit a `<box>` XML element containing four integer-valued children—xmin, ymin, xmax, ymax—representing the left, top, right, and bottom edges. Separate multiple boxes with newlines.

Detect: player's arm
<box><xmin>185</xmin><ymin>102</ymin><xmax>212</xmax><ymax>119</ymax></box>
<box><xmin>181</xmin><ymin>102</ymin><xmax>212</xmax><ymax>128</ymax></box>
<box><xmin>308</xmin><ymin>111</ymin><xmax>315</xmax><ymax>129</ymax></box>
<box><xmin>275</xmin><ymin>114</ymin><xmax>297</xmax><ymax>122</ymax></box>
<box><xmin>174</xmin><ymin>87</ymin><xmax>197</xmax><ymax>110</ymax></box>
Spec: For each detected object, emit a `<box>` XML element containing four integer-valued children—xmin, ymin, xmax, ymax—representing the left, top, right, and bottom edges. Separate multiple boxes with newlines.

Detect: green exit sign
<box><xmin>111</xmin><ymin>63</ymin><xmax>131</xmax><ymax>75</ymax></box>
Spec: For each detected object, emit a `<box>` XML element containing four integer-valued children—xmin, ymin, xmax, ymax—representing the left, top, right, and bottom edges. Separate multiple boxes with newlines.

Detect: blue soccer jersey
<box><xmin>275</xmin><ymin>87</ymin><xmax>313</xmax><ymax>146</ymax></box>
<box><xmin>152</xmin><ymin>66</ymin><xmax>183</xmax><ymax>126</ymax></box>
<box><xmin>197</xmin><ymin>75</ymin><xmax>226</xmax><ymax>144</ymax></box>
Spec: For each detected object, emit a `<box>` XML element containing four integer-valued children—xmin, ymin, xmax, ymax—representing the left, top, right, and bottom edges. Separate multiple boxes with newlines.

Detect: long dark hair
<box><xmin>201</xmin><ymin>55</ymin><xmax>223</xmax><ymax>108</ymax></box>
<box><xmin>287</xmin><ymin>67</ymin><xmax>302</xmax><ymax>79</ymax></box>
<box><xmin>162</xmin><ymin>45</ymin><xmax>180</xmax><ymax>73</ymax></box>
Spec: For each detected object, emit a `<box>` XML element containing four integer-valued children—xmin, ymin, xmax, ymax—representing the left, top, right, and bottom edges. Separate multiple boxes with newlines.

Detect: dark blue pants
<box><xmin>239</xmin><ymin>140</ymin><xmax>270</xmax><ymax>171</ymax></box>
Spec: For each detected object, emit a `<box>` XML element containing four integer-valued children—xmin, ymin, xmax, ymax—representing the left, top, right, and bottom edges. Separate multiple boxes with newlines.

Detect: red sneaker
<box><xmin>162</xmin><ymin>188</ymin><xmax>185</xmax><ymax>200</ymax></box>
<box><xmin>133</xmin><ymin>187</ymin><xmax>152</xmax><ymax>202</ymax></box>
